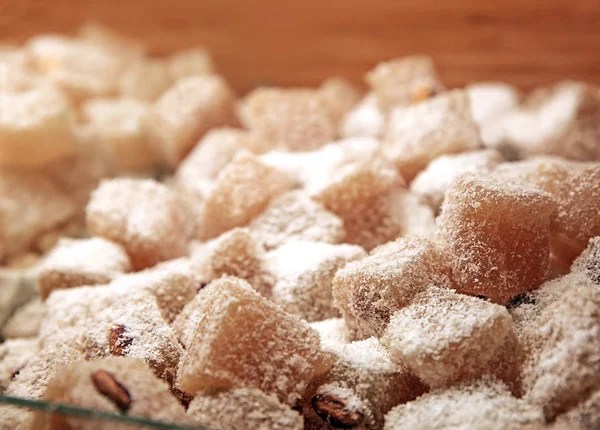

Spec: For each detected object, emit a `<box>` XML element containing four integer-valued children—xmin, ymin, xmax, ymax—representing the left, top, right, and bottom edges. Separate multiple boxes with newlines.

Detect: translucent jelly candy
<box><xmin>118</xmin><ymin>57</ymin><xmax>172</xmax><ymax>101</ymax></box>
<box><xmin>146</xmin><ymin>74</ymin><xmax>237</xmax><ymax>167</ymax></box>
<box><xmin>520</xmin><ymin>277</ymin><xmax>600</xmax><ymax>420</ymax></box>
<box><xmin>37</xmin><ymin>357</ymin><xmax>185</xmax><ymax>429</ymax></box>
<box><xmin>187</xmin><ymin>388</ymin><xmax>303</xmax><ymax>430</ymax></box>
<box><xmin>0</xmin><ymin>169</ymin><xmax>77</xmax><ymax>261</ymax></box>
<box><xmin>86</xmin><ymin>178</ymin><xmax>192</xmax><ymax>270</ymax></box>
<box><xmin>38</xmin><ymin>237</ymin><xmax>132</xmax><ymax>299</ymax></box>
<box><xmin>308</xmin><ymin>337</ymin><xmax>426</xmax><ymax>429</ymax></box>
<box><xmin>199</xmin><ymin>151</ymin><xmax>292</xmax><ymax>239</ymax></box>
<box><xmin>0</xmin><ymin>86</ymin><xmax>75</xmax><ymax>167</ymax></box>
<box><xmin>366</xmin><ymin>55</ymin><xmax>444</xmax><ymax>111</ymax></box>
<box><xmin>384</xmin><ymin>90</ymin><xmax>482</xmax><ymax>182</ymax></box>
<box><xmin>167</xmin><ymin>46</ymin><xmax>216</xmax><ymax>80</ymax></box>
<box><xmin>438</xmin><ymin>175</ymin><xmax>557</xmax><ymax>304</ymax></box>
<box><xmin>384</xmin><ymin>377</ymin><xmax>543</xmax><ymax>430</ymax></box>
<box><xmin>80</xmin><ymin>97</ymin><xmax>155</xmax><ymax>172</ymax></box>
<box><xmin>332</xmin><ymin>237</ymin><xmax>452</xmax><ymax>339</ymax></box>
<box><xmin>239</xmin><ymin>88</ymin><xmax>337</xmax><ymax>151</ymax></box>
<box><xmin>410</xmin><ymin>149</ymin><xmax>504</xmax><ymax>211</ymax></box>
<box><xmin>572</xmin><ymin>236</ymin><xmax>600</xmax><ymax>284</ymax></box>
<box><xmin>249</xmin><ymin>191</ymin><xmax>346</xmax><ymax>250</ymax></box>
<box><xmin>267</xmin><ymin>241</ymin><xmax>366</xmax><ymax>322</ymax></box>
<box><xmin>176</xmin><ymin>276</ymin><xmax>330</xmax><ymax>405</ymax></box>
<box><xmin>381</xmin><ymin>287</ymin><xmax>514</xmax><ymax>388</ymax></box>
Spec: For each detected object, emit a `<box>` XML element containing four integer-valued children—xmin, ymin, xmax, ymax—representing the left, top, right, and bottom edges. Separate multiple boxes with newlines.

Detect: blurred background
<box><xmin>1</xmin><ymin>0</ymin><xmax>599</xmax><ymax>94</ymax></box>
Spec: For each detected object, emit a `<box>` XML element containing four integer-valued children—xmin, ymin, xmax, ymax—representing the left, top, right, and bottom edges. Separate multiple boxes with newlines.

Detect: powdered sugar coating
<box><xmin>167</xmin><ymin>46</ymin><xmax>215</xmax><ymax>80</ymax></box>
<box><xmin>340</xmin><ymin>93</ymin><xmax>386</xmax><ymax>139</ymax></box>
<box><xmin>267</xmin><ymin>241</ymin><xmax>366</xmax><ymax>322</ymax></box>
<box><xmin>318</xmin><ymin>77</ymin><xmax>361</xmax><ymax>126</ymax></box>
<box><xmin>381</xmin><ymin>287</ymin><xmax>514</xmax><ymax>388</ymax></box>
<box><xmin>86</xmin><ymin>178</ymin><xmax>191</xmax><ymax>270</ymax></box>
<box><xmin>572</xmin><ymin>236</ymin><xmax>600</xmax><ymax>284</ymax></box>
<box><xmin>0</xmin><ymin>338</ymin><xmax>38</xmax><ymax>391</ymax></box>
<box><xmin>1</xmin><ymin>297</ymin><xmax>46</xmax><ymax>339</ymax></box>
<box><xmin>118</xmin><ymin>57</ymin><xmax>172</xmax><ymax>102</ymax></box>
<box><xmin>309</xmin><ymin>318</ymin><xmax>350</xmax><ymax>351</ymax></box>
<box><xmin>333</xmin><ymin>236</ymin><xmax>453</xmax><ymax>339</ymax></box>
<box><xmin>176</xmin><ymin>276</ymin><xmax>329</xmax><ymax>405</ymax></box>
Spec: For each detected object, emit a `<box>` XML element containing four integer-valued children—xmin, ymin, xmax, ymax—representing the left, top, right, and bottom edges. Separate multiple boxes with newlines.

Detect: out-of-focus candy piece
<box><xmin>1</xmin><ymin>297</ymin><xmax>45</xmax><ymax>339</ymax></box>
<box><xmin>0</xmin><ymin>339</ymin><xmax>38</xmax><ymax>392</ymax></box>
<box><xmin>339</xmin><ymin>93</ymin><xmax>386</xmax><ymax>138</ymax></box>
<box><xmin>318</xmin><ymin>76</ymin><xmax>361</xmax><ymax>125</ymax></box>
<box><xmin>167</xmin><ymin>46</ymin><xmax>216</xmax><ymax>80</ymax></box>
<box><xmin>571</xmin><ymin>236</ymin><xmax>600</xmax><ymax>285</ymax></box>
<box><xmin>118</xmin><ymin>57</ymin><xmax>172</xmax><ymax>102</ymax></box>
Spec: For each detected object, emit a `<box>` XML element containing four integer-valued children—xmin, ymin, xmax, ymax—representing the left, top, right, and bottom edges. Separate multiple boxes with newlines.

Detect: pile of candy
<box><xmin>0</xmin><ymin>23</ymin><xmax>599</xmax><ymax>430</ymax></box>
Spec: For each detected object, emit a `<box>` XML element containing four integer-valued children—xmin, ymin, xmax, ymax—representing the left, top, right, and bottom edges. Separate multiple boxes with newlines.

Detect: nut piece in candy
<box><xmin>90</xmin><ymin>369</ymin><xmax>131</xmax><ymax>412</ymax></box>
<box><xmin>109</xmin><ymin>324</ymin><xmax>133</xmax><ymax>356</ymax></box>
<box><xmin>312</xmin><ymin>392</ymin><xmax>365</xmax><ymax>428</ymax></box>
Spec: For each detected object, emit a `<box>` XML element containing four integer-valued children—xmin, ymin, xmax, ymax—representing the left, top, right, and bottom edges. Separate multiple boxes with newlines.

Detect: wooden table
<box><xmin>1</xmin><ymin>0</ymin><xmax>599</xmax><ymax>94</ymax></box>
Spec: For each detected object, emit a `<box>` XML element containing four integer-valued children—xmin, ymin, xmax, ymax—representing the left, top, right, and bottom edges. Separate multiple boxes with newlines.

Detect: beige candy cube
<box><xmin>332</xmin><ymin>237</ymin><xmax>453</xmax><ymax>340</ymax></box>
<box><xmin>0</xmin><ymin>338</ymin><xmax>38</xmax><ymax>392</ymax></box>
<box><xmin>200</xmin><ymin>151</ymin><xmax>292</xmax><ymax>240</ymax></box>
<box><xmin>340</xmin><ymin>93</ymin><xmax>386</xmax><ymax>139</ymax></box>
<box><xmin>86</xmin><ymin>178</ymin><xmax>192</xmax><ymax>270</ymax></box>
<box><xmin>384</xmin><ymin>90</ymin><xmax>482</xmax><ymax>182</ymax></box>
<box><xmin>187</xmin><ymin>388</ymin><xmax>303</xmax><ymax>430</ymax></box>
<box><xmin>572</xmin><ymin>236</ymin><xmax>600</xmax><ymax>285</ymax></box>
<box><xmin>81</xmin><ymin>97</ymin><xmax>155</xmax><ymax>172</ymax></box>
<box><xmin>267</xmin><ymin>241</ymin><xmax>366</xmax><ymax>322</ymax></box>
<box><xmin>119</xmin><ymin>57</ymin><xmax>172</xmax><ymax>101</ymax></box>
<box><xmin>79</xmin><ymin>22</ymin><xmax>145</xmax><ymax>69</ymax></box>
<box><xmin>0</xmin><ymin>169</ymin><xmax>77</xmax><ymax>260</ymax></box>
<box><xmin>366</xmin><ymin>55</ymin><xmax>444</xmax><ymax>111</ymax></box>
<box><xmin>384</xmin><ymin>377</ymin><xmax>543</xmax><ymax>430</ymax></box>
<box><xmin>381</xmin><ymin>287</ymin><xmax>514</xmax><ymax>389</ymax></box>
<box><xmin>168</xmin><ymin>46</ymin><xmax>216</xmax><ymax>80</ymax></box>
<box><xmin>240</xmin><ymin>87</ymin><xmax>337</xmax><ymax>151</ymax></box>
<box><xmin>176</xmin><ymin>276</ymin><xmax>330</xmax><ymax>405</ymax></box>
<box><xmin>36</xmin><ymin>357</ymin><xmax>185</xmax><ymax>429</ymax></box>
<box><xmin>2</xmin><ymin>297</ymin><xmax>46</xmax><ymax>339</ymax></box>
<box><xmin>0</xmin><ymin>86</ymin><xmax>75</xmax><ymax>167</ymax></box>
<box><xmin>38</xmin><ymin>237</ymin><xmax>132</xmax><ymax>299</ymax></box>
<box><xmin>318</xmin><ymin>76</ymin><xmax>361</xmax><ymax>125</ymax></box>
<box><xmin>147</xmin><ymin>74</ymin><xmax>237</xmax><ymax>167</ymax></box>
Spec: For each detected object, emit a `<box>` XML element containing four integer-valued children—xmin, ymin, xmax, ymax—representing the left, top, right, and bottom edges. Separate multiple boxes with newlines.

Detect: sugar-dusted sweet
<box><xmin>521</xmin><ymin>277</ymin><xmax>600</xmax><ymax>420</ymax></box>
<box><xmin>1</xmin><ymin>297</ymin><xmax>45</xmax><ymax>339</ymax></box>
<box><xmin>339</xmin><ymin>93</ymin><xmax>386</xmax><ymax>138</ymax></box>
<box><xmin>384</xmin><ymin>90</ymin><xmax>482</xmax><ymax>182</ymax></box>
<box><xmin>118</xmin><ymin>57</ymin><xmax>172</xmax><ymax>101</ymax></box>
<box><xmin>146</xmin><ymin>74</ymin><xmax>237</xmax><ymax>167</ymax></box>
<box><xmin>78</xmin><ymin>22</ymin><xmax>145</xmax><ymax>69</ymax></box>
<box><xmin>467</xmin><ymin>82</ymin><xmax>520</xmax><ymax>126</ymax></box>
<box><xmin>36</xmin><ymin>357</ymin><xmax>185</xmax><ymax>429</ymax></box>
<box><xmin>187</xmin><ymin>388</ymin><xmax>303</xmax><ymax>430</ymax></box>
<box><xmin>204</xmin><ymin>227</ymin><xmax>274</xmax><ymax>298</ymax></box>
<box><xmin>0</xmin><ymin>169</ymin><xmax>77</xmax><ymax>260</ymax></box>
<box><xmin>0</xmin><ymin>85</ymin><xmax>75</xmax><ymax>167</ymax></box>
<box><xmin>86</xmin><ymin>178</ymin><xmax>192</xmax><ymax>269</ymax></box>
<box><xmin>332</xmin><ymin>236</ymin><xmax>453</xmax><ymax>339</ymax></box>
<box><xmin>366</xmin><ymin>55</ymin><xmax>444</xmax><ymax>111</ymax></box>
<box><xmin>438</xmin><ymin>175</ymin><xmax>557</xmax><ymax>304</ymax></box>
<box><xmin>308</xmin><ymin>337</ymin><xmax>426</xmax><ymax>429</ymax></box>
<box><xmin>410</xmin><ymin>149</ymin><xmax>504</xmax><ymax>211</ymax></box>
<box><xmin>176</xmin><ymin>276</ymin><xmax>330</xmax><ymax>405</ymax></box>
<box><xmin>572</xmin><ymin>237</ymin><xmax>600</xmax><ymax>284</ymax></box>
<box><xmin>555</xmin><ymin>388</ymin><xmax>600</xmax><ymax>430</ymax></box>
<box><xmin>172</xmin><ymin>286</ymin><xmax>207</xmax><ymax>348</ymax></box>
<box><xmin>0</xmin><ymin>338</ymin><xmax>38</xmax><ymax>391</ymax></box>
<box><xmin>199</xmin><ymin>151</ymin><xmax>292</xmax><ymax>239</ymax></box>
<box><xmin>26</xmin><ymin>35</ymin><xmax>123</xmax><ymax>102</ymax></box>
<box><xmin>267</xmin><ymin>241</ymin><xmax>366</xmax><ymax>322</ymax></box>
<box><xmin>501</xmin><ymin>82</ymin><xmax>600</xmax><ymax>161</ymax></box>
<box><xmin>250</xmin><ymin>191</ymin><xmax>345</xmax><ymax>250</ymax></box>
<box><xmin>318</xmin><ymin>76</ymin><xmax>361</xmax><ymax>125</ymax></box>
<box><xmin>239</xmin><ymin>87</ymin><xmax>337</xmax><ymax>151</ymax></box>
<box><xmin>38</xmin><ymin>237</ymin><xmax>132</xmax><ymax>299</ymax></box>
<box><xmin>167</xmin><ymin>46</ymin><xmax>216</xmax><ymax>80</ymax></box>
<box><xmin>309</xmin><ymin>318</ymin><xmax>350</xmax><ymax>350</ymax></box>
<box><xmin>81</xmin><ymin>97</ymin><xmax>155</xmax><ymax>172</ymax></box>
<box><xmin>381</xmin><ymin>287</ymin><xmax>514</xmax><ymax>389</ymax></box>
<box><xmin>384</xmin><ymin>377</ymin><xmax>544</xmax><ymax>430</ymax></box>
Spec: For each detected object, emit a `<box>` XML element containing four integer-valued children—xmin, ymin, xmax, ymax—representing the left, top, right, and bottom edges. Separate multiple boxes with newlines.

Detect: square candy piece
<box><xmin>318</xmin><ymin>76</ymin><xmax>361</xmax><ymax>126</ymax></box>
<box><xmin>167</xmin><ymin>46</ymin><xmax>216</xmax><ymax>80</ymax></box>
<box><xmin>267</xmin><ymin>241</ymin><xmax>366</xmax><ymax>322</ymax></box>
<box><xmin>176</xmin><ymin>276</ymin><xmax>330</xmax><ymax>405</ymax></box>
<box><xmin>384</xmin><ymin>90</ymin><xmax>482</xmax><ymax>182</ymax></box>
<box><xmin>86</xmin><ymin>178</ymin><xmax>192</xmax><ymax>270</ymax></box>
<box><xmin>146</xmin><ymin>74</ymin><xmax>237</xmax><ymax>167</ymax></box>
<box><xmin>38</xmin><ymin>237</ymin><xmax>132</xmax><ymax>299</ymax></box>
<box><xmin>381</xmin><ymin>287</ymin><xmax>514</xmax><ymax>389</ymax></box>
<box><xmin>366</xmin><ymin>56</ymin><xmax>444</xmax><ymax>111</ymax></box>
<box><xmin>332</xmin><ymin>237</ymin><xmax>453</xmax><ymax>340</ymax></box>
<box><xmin>240</xmin><ymin>88</ymin><xmax>337</xmax><ymax>152</ymax></box>
<box><xmin>0</xmin><ymin>86</ymin><xmax>75</xmax><ymax>167</ymax></box>
<box><xmin>187</xmin><ymin>388</ymin><xmax>303</xmax><ymax>430</ymax></box>
<box><xmin>0</xmin><ymin>338</ymin><xmax>38</xmax><ymax>392</ymax></box>
<box><xmin>200</xmin><ymin>151</ymin><xmax>292</xmax><ymax>239</ymax></box>
<box><xmin>340</xmin><ymin>93</ymin><xmax>386</xmax><ymax>139</ymax></box>
<box><xmin>118</xmin><ymin>57</ymin><xmax>172</xmax><ymax>102</ymax></box>
<box><xmin>438</xmin><ymin>175</ymin><xmax>557</xmax><ymax>304</ymax></box>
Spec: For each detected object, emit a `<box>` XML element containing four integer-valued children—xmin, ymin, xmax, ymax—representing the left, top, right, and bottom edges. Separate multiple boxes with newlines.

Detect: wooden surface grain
<box><xmin>1</xmin><ymin>0</ymin><xmax>599</xmax><ymax>94</ymax></box>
